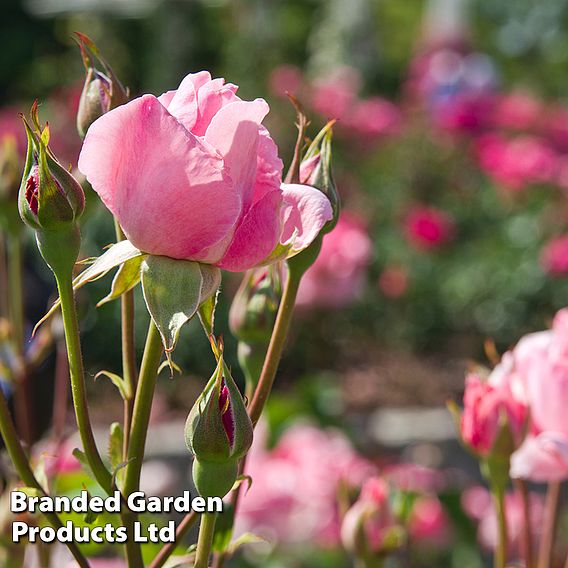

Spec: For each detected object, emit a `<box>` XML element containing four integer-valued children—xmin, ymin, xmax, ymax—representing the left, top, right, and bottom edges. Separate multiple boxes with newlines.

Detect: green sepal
<box><xmin>185</xmin><ymin>358</ymin><xmax>232</xmax><ymax>462</ymax></box>
<box><xmin>36</xmin><ymin>224</ymin><xmax>81</xmax><ymax>277</ymax></box>
<box><xmin>302</xmin><ymin>123</ymin><xmax>340</xmax><ymax>233</ymax></box>
<box><xmin>286</xmin><ymin>231</ymin><xmax>324</xmax><ymax>280</ymax></box>
<box><xmin>192</xmin><ymin>459</ymin><xmax>238</xmax><ymax>500</ymax></box>
<box><xmin>185</xmin><ymin>357</ymin><xmax>253</xmax><ymax>470</ymax></box>
<box><xmin>95</xmin><ymin>370</ymin><xmax>131</xmax><ymax>400</ymax></box>
<box><xmin>97</xmin><ymin>255</ymin><xmax>143</xmax><ymax>306</ymax></box>
<box><xmin>141</xmin><ymin>255</ymin><xmax>221</xmax><ymax>353</ymax></box>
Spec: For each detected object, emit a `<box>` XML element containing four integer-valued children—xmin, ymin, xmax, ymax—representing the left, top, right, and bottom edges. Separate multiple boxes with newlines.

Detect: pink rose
<box><xmin>404</xmin><ymin>206</ymin><xmax>455</xmax><ymax>251</ymax></box>
<box><xmin>494</xmin><ymin>92</ymin><xmax>542</xmax><ymax>131</ymax></box>
<box><xmin>541</xmin><ymin>235</ymin><xmax>568</xmax><ymax>276</ymax></box>
<box><xmin>296</xmin><ymin>212</ymin><xmax>372</xmax><ymax>308</ymax></box>
<box><xmin>235</xmin><ymin>423</ymin><xmax>375</xmax><ymax>547</ymax></box>
<box><xmin>505</xmin><ymin>309</ymin><xmax>568</xmax><ymax>481</ymax></box>
<box><xmin>341</xmin><ymin>477</ymin><xmax>402</xmax><ymax>554</ymax></box>
<box><xmin>460</xmin><ymin>374</ymin><xmax>526</xmax><ymax>456</ymax></box>
<box><xmin>408</xmin><ymin>496</ymin><xmax>450</xmax><ymax>548</ymax></box>
<box><xmin>78</xmin><ymin>71</ymin><xmax>332</xmax><ymax>272</ymax></box>
<box><xmin>476</xmin><ymin>133</ymin><xmax>557</xmax><ymax>191</ymax></box>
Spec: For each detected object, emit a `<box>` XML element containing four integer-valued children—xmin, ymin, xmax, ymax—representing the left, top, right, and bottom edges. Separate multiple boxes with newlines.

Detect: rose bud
<box><xmin>185</xmin><ymin>356</ymin><xmax>253</xmax><ymax>499</ymax></box>
<box><xmin>18</xmin><ymin>114</ymin><xmax>84</xmax><ymax>232</ymax></box>
<box><xmin>229</xmin><ymin>267</ymin><xmax>281</xmax><ymax>345</ymax></box>
<box><xmin>341</xmin><ymin>478</ymin><xmax>405</xmax><ymax>558</ymax></box>
<box><xmin>460</xmin><ymin>373</ymin><xmax>526</xmax><ymax>459</ymax></box>
<box><xmin>300</xmin><ymin>122</ymin><xmax>340</xmax><ymax>233</ymax></box>
<box><xmin>75</xmin><ymin>33</ymin><xmax>128</xmax><ymax>138</ymax></box>
<box><xmin>18</xmin><ymin>107</ymin><xmax>85</xmax><ymax>274</ymax></box>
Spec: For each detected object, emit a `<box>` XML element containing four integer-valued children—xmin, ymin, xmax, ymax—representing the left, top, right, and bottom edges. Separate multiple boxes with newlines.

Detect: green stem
<box><xmin>149</xmin><ymin>511</ymin><xmax>198</xmax><ymax>568</ymax></box>
<box><xmin>194</xmin><ymin>513</ymin><xmax>217</xmax><ymax>568</ymax></box>
<box><xmin>55</xmin><ymin>273</ymin><xmax>112</xmax><ymax>493</ymax></box>
<box><xmin>114</xmin><ymin>221</ymin><xmax>138</xmax><ymax>460</ymax></box>
<box><xmin>538</xmin><ymin>481</ymin><xmax>561</xmax><ymax>568</ymax></box>
<box><xmin>152</xmin><ymin>262</ymin><xmax>304</xmax><ymax>568</ymax></box>
<box><xmin>247</xmin><ymin>271</ymin><xmax>301</xmax><ymax>425</ymax></box>
<box><xmin>491</xmin><ymin>483</ymin><xmax>508</xmax><ymax>568</ymax></box>
<box><xmin>123</xmin><ymin>320</ymin><xmax>162</xmax><ymax>497</ymax></box>
<box><xmin>0</xmin><ymin>385</ymin><xmax>90</xmax><ymax>567</ymax></box>
<box><xmin>7</xmin><ymin>234</ymin><xmax>33</xmax><ymax>446</ymax></box>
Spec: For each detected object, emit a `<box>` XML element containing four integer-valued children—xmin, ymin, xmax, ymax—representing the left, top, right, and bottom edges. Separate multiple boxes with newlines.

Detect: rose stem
<box><xmin>114</xmin><ymin>221</ymin><xmax>138</xmax><ymax>460</ymax></box>
<box><xmin>538</xmin><ymin>481</ymin><xmax>562</xmax><ymax>568</ymax></box>
<box><xmin>194</xmin><ymin>513</ymin><xmax>217</xmax><ymax>568</ymax></box>
<box><xmin>514</xmin><ymin>479</ymin><xmax>533</xmax><ymax>568</ymax></box>
<box><xmin>55</xmin><ymin>272</ymin><xmax>112</xmax><ymax>493</ymax></box>
<box><xmin>491</xmin><ymin>482</ymin><xmax>508</xmax><ymax>568</ymax></box>
<box><xmin>148</xmin><ymin>511</ymin><xmax>198</xmax><ymax>568</ymax></box>
<box><xmin>213</xmin><ymin>269</ymin><xmax>303</xmax><ymax>568</ymax></box>
<box><xmin>0</xmin><ymin>385</ymin><xmax>90</xmax><ymax>567</ymax></box>
<box><xmin>51</xmin><ymin>340</ymin><xmax>69</xmax><ymax>443</ymax></box>
<box><xmin>154</xmin><ymin>265</ymin><xmax>305</xmax><ymax>568</ymax></box>
<box><xmin>123</xmin><ymin>320</ymin><xmax>162</xmax><ymax>495</ymax></box>
<box><xmin>7</xmin><ymin>233</ymin><xmax>33</xmax><ymax>446</ymax></box>
<box><xmin>120</xmin><ymin>320</ymin><xmax>162</xmax><ymax>567</ymax></box>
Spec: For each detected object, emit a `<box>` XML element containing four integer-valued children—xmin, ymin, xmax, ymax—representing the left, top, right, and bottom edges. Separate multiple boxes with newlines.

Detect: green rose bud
<box><xmin>75</xmin><ymin>32</ymin><xmax>129</xmax><ymax>138</ymax></box>
<box><xmin>185</xmin><ymin>357</ymin><xmax>253</xmax><ymax>498</ymax></box>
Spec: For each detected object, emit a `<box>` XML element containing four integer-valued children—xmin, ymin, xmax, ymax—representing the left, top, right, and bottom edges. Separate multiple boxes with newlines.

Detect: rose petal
<box><xmin>205</xmin><ymin>99</ymin><xmax>270</xmax><ymax>210</ymax></box>
<box><xmin>192</xmin><ymin>78</ymin><xmax>240</xmax><ymax>136</ymax></box>
<box><xmin>164</xmin><ymin>71</ymin><xmax>211</xmax><ymax>131</ymax></box>
<box><xmin>280</xmin><ymin>183</ymin><xmax>333</xmax><ymax>251</ymax></box>
<box><xmin>79</xmin><ymin>94</ymin><xmax>241</xmax><ymax>259</ymax></box>
<box><xmin>510</xmin><ymin>433</ymin><xmax>568</xmax><ymax>482</ymax></box>
<box><xmin>217</xmin><ymin>189</ymin><xmax>282</xmax><ymax>272</ymax></box>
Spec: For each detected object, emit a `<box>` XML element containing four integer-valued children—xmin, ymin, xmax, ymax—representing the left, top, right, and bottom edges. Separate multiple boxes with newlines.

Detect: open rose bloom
<box><xmin>78</xmin><ymin>71</ymin><xmax>332</xmax><ymax>272</ymax></box>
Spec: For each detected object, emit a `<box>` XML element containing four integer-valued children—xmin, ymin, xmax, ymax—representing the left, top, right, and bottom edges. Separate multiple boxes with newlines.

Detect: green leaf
<box><xmin>231</xmin><ymin>474</ymin><xmax>253</xmax><ymax>494</ymax></box>
<box><xmin>97</xmin><ymin>255</ymin><xmax>143</xmax><ymax>306</ymax></box>
<box><xmin>72</xmin><ymin>448</ymin><xmax>96</xmax><ymax>482</ymax></box>
<box><xmin>141</xmin><ymin>256</ymin><xmax>220</xmax><ymax>353</ymax></box>
<box><xmin>108</xmin><ymin>422</ymin><xmax>124</xmax><ymax>474</ymax></box>
<box><xmin>198</xmin><ymin>289</ymin><xmax>219</xmax><ymax>337</ymax></box>
<box><xmin>95</xmin><ymin>370</ymin><xmax>131</xmax><ymax>400</ymax></box>
<box><xmin>83</xmin><ymin>489</ymin><xmax>98</xmax><ymax>524</ymax></box>
<box><xmin>227</xmin><ymin>532</ymin><xmax>267</xmax><ymax>554</ymax></box>
<box><xmin>33</xmin><ymin>240</ymin><xmax>145</xmax><ymax>335</ymax></box>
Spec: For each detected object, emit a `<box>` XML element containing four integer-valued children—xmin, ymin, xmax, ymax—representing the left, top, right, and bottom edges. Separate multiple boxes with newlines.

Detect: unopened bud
<box><xmin>75</xmin><ymin>33</ymin><xmax>128</xmax><ymax>138</ymax></box>
<box><xmin>185</xmin><ymin>357</ymin><xmax>253</xmax><ymax>498</ymax></box>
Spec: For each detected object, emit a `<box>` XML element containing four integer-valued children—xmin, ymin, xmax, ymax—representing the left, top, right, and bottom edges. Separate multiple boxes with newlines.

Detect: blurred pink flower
<box><xmin>509</xmin><ymin>308</ymin><xmax>568</xmax><ymax>481</ymax></box>
<box><xmin>460</xmin><ymin>374</ymin><xmax>526</xmax><ymax>456</ymax></box>
<box><xmin>378</xmin><ymin>265</ymin><xmax>409</xmax><ymax>299</ymax></box>
<box><xmin>341</xmin><ymin>477</ymin><xmax>401</xmax><ymax>554</ymax></box>
<box><xmin>296</xmin><ymin>212</ymin><xmax>372</xmax><ymax>308</ymax></box>
<box><xmin>493</xmin><ymin>92</ymin><xmax>542</xmax><ymax>131</ymax></box>
<box><xmin>0</xmin><ymin>107</ymin><xmax>27</xmax><ymax>155</ymax></box>
<box><xmin>541</xmin><ymin>235</ymin><xmax>568</xmax><ymax>276</ymax></box>
<box><xmin>404</xmin><ymin>206</ymin><xmax>455</xmax><ymax>251</ymax></box>
<box><xmin>408</xmin><ymin>495</ymin><xmax>450</xmax><ymax>548</ymax></box>
<box><xmin>35</xmin><ymin>439</ymin><xmax>81</xmax><ymax>477</ymax></box>
<box><xmin>310</xmin><ymin>67</ymin><xmax>361</xmax><ymax>121</ymax></box>
<box><xmin>268</xmin><ymin>65</ymin><xmax>303</xmax><ymax>99</ymax></box>
<box><xmin>343</xmin><ymin>97</ymin><xmax>401</xmax><ymax>140</ymax></box>
<box><xmin>477</xmin><ymin>134</ymin><xmax>557</xmax><ymax>191</ymax></box>
<box><xmin>385</xmin><ymin>463</ymin><xmax>447</xmax><ymax>494</ymax></box>
<box><xmin>79</xmin><ymin>71</ymin><xmax>332</xmax><ymax>271</ymax></box>
<box><xmin>235</xmin><ymin>423</ymin><xmax>375</xmax><ymax>548</ymax></box>
<box><xmin>462</xmin><ymin>485</ymin><xmax>544</xmax><ymax>554</ymax></box>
